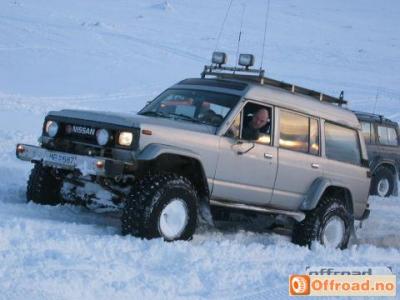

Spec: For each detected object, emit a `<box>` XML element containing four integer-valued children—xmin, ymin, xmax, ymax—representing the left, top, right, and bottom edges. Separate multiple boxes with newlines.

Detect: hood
<box><xmin>47</xmin><ymin>109</ymin><xmax>216</xmax><ymax>134</ymax></box>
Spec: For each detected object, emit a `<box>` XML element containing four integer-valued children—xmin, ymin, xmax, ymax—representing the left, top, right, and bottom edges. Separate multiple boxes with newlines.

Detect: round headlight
<box><xmin>96</xmin><ymin>129</ymin><xmax>109</xmax><ymax>146</ymax></box>
<box><xmin>118</xmin><ymin>132</ymin><xmax>133</xmax><ymax>146</ymax></box>
<box><xmin>45</xmin><ymin>120</ymin><xmax>59</xmax><ymax>137</ymax></box>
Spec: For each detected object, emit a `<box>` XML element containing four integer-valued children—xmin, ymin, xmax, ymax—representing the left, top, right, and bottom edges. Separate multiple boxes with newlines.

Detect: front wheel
<box><xmin>292</xmin><ymin>196</ymin><xmax>353</xmax><ymax>250</ymax></box>
<box><xmin>26</xmin><ymin>163</ymin><xmax>63</xmax><ymax>205</ymax></box>
<box><xmin>121</xmin><ymin>173</ymin><xmax>198</xmax><ymax>241</ymax></box>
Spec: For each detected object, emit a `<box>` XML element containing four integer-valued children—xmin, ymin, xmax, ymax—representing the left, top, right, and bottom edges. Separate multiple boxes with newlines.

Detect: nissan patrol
<box><xmin>16</xmin><ymin>52</ymin><xmax>371</xmax><ymax>249</ymax></box>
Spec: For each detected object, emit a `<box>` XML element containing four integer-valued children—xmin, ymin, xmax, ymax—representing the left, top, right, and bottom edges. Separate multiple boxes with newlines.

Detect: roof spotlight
<box><xmin>238</xmin><ymin>54</ymin><xmax>255</xmax><ymax>69</ymax></box>
<box><xmin>212</xmin><ymin>52</ymin><xmax>227</xmax><ymax>66</ymax></box>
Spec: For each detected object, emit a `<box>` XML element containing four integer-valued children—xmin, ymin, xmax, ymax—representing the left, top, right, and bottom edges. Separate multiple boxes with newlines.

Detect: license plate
<box><xmin>45</xmin><ymin>152</ymin><xmax>77</xmax><ymax>167</ymax></box>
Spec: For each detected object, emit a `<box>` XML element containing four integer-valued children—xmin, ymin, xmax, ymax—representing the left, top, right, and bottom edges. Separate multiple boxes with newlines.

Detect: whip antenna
<box><xmin>215</xmin><ymin>0</ymin><xmax>234</xmax><ymax>51</ymax></box>
<box><xmin>235</xmin><ymin>3</ymin><xmax>247</xmax><ymax>69</ymax></box>
<box><xmin>372</xmin><ymin>88</ymin><xmax>380</xmax><ymax>114</ymax></box>
<box><xmin>260</xmin><ymin>0</ymin><xmax>271</xmax><ymax>69</ymax></box>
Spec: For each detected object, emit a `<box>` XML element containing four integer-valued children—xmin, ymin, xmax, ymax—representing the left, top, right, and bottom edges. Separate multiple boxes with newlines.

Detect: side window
<box><xmin>279</xmin><ymin>110</ymin><xmax>319</xmax><ymax>155</ymax></box>
<box><xmin>325</xmin><ymin>122</ymin><xmax>361</xmax><ymax>165</ymax></box>
<box><xmin>226</xmin><ymin>102</ymin><xmax>272</xmax><ymax>145</ymax></box>
<box><xmin>378</xmin><ymin>126</ymin><xmax>398</xmax><ymax>146</ymax></box>
<box><xmin>378</xmin><ymin>126</ymin><xmax>389</xmax><ymax>145</ymax></box>
<box><xmin>361</xmin><ymin>122</ymin><xmax>372</xmax><ymax>144</ymax></box>
<box><xmin>388</xmin><ymin>127</ymin><xmax>399</xmax><ymax>146</ymax></box>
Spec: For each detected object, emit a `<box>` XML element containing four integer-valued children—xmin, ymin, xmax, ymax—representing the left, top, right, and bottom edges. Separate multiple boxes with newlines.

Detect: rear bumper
<box><xmin>16</xmin><ymin>143</ymin><xmax>136</xmax><ymax>177</ymax></box>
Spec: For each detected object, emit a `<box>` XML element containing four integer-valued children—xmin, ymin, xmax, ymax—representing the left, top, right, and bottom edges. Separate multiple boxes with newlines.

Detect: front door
<box><xmin>212</xmin><ymin>102</ymin><xmax>278</xmax><ymax>205</ymax></box>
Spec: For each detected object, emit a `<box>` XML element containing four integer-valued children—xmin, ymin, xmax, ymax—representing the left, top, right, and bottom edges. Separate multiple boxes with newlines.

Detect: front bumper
<box><xmin>16</xmin><ymin>143</ymin><xmax>136</xmax><ymax>177</ymax></box>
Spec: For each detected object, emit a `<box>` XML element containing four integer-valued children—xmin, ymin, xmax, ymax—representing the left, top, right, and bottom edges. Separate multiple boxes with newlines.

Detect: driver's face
<box><xmin>251</xmin><ymin>109</ymin><xmax>269</xmax><ymax>129</ymax></box>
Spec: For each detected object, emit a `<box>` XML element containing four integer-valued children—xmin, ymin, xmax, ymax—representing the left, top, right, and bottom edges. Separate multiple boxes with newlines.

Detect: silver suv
<box><xmin>16</xmin><ymin>52</ymin><xmax>371</xmax><ymax>249</ymax></box>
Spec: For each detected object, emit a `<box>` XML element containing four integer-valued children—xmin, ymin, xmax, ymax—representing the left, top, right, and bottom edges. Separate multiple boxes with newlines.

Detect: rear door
<box><xmin>270</xmin><ymin>109</ymin><xmax>323</xmax><ymax>210</ymax></box>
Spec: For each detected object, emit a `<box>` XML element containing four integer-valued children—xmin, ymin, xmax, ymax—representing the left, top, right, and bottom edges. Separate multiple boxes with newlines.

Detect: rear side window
<box><xmin>378</xmin><ymin>126</ymin><xmax>398</xmax><ymax>146</ymax></box>
<box><xmin>279</xmin><ymin>110</ymin><xmax>319</xmax><ymax>155</ymax></box>
<box><xmin>325</xmin><ymin>123</ymin><xmax>361</xmax><ymax>165</ymax></box>
<box><xmin>361</xmin><ymin>122</ymin><xmax>373</xmax><ymax>144</ymax></box>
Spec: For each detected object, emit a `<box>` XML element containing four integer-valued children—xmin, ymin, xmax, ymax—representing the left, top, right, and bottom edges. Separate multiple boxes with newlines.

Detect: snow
<box><xmin>0</xmin><ymin>0</ymin><xmax>400</xmax><ymax>299</ymax></box>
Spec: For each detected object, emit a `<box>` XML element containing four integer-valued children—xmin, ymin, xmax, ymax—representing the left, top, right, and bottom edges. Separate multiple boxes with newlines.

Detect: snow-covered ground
<box><xmin>0</xmin><ymin>0</ymin><xmax>399</xmax><ymax>299</ymax></box>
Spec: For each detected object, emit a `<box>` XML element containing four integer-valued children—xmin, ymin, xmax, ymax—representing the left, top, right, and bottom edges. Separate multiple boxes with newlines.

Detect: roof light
<box><xmin>238</xmin><ymin>54</ymin><xmax>255</xmax><ymax>68</ymax></box>
<box><xmin>212</xmin><ymin>52</ymin><xmax>227</xmax><ymax>66</ymax></box>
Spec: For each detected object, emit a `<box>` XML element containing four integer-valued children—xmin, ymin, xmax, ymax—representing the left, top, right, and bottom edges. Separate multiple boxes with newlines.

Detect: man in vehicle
<box><xmin>242</xmin><ymin>108</ymin><xmax>270</xmax><ymax>140</ymax></box>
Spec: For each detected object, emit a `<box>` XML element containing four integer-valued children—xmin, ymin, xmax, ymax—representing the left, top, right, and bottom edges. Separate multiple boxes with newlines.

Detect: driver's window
<box><xmin>226</xmin><ymin>103</ymin><xmax>272</xmax><ymax>145</ymax></box>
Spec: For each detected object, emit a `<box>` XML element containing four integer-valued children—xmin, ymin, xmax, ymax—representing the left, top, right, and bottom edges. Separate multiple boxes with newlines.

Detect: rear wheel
<box><xmin>371</xmin><ymin>167</ymin><xmax>394</xmax><ymax>197</ymax></box>
<box><xmin>292</xmin><ymin>195</ymin><xmax>353</xmax><ymax>250</ymax></box>
<box><xmin>27</xmin><ymin>163</ymin><xmax>63</xmax><ymax>205</ymax></box>
<box><xmin>121</xmin><ymin>172</ymin><xmax>198</xmax><ymax>241</ymax></box>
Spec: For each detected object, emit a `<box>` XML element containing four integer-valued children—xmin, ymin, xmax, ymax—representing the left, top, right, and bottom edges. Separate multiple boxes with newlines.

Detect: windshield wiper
<box><xmin>139</xmin><ymin>111</ymin><xmax>169</xmax><ymax>118</ymax></box>
<box><xmin>167</xmin><ymin>113</ymin><xmax>208</xmax><ymax>125</ymax></box>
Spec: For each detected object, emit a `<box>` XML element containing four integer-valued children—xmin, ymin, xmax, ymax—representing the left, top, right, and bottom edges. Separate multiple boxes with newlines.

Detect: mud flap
<box><xmin>198</xmin><ymin>197</ymin><xmax>215</xmax><ymax>227</ymax></box>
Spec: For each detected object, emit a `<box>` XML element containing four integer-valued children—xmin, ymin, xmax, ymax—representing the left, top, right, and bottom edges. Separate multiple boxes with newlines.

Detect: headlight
<box><xmin>96</xmin><ymin>129</ymin><xmax>109</xmax><ymax>146</ymax></box>
<box><xmin>118</xmin><ymin>131</ymin><xmax>133</xmax><ymax>146</ymax></box>
<box><xmin>45</xmin><ymin>120</ymin><xmax>59</xmax><ymax>137</ymax></box>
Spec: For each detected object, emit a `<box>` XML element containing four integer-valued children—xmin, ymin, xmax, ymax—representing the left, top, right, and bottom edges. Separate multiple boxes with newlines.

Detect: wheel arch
<box><xmin>137</xmin><ymin>144</ymin><xmax>210</xmax><ymax>200</ymax></box>
<box><xmin>301</xmin><ymin>177</ymin><xmax>354</xmax><ymax>214</ymax></box>
<box><xmin>372</xmin><ymin>160</ymin><xmax>397</xmax><ymax>175</ymax></box>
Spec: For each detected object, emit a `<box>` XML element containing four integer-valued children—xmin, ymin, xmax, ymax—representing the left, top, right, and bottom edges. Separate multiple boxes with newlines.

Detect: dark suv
<box><xmin>355</xmin><ymin>111</ymin><xmax>400</xmax><ymax>197</ymax></box>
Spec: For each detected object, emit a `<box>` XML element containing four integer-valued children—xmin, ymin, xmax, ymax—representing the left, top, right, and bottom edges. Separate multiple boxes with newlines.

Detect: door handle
<box><xmin>311</xmin><ymin>163</ymin><xmax>320</xmax><ymax>169</ymax></box>
<box><xmin>264</xmin><ymin>153</ymin><xmax>273</xmax><ymax>159</ymax></box>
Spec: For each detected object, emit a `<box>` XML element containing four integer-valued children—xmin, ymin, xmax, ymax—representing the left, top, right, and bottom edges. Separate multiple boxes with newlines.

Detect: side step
<box><xmin>210</xmin><ymin>199</ymin><xmax>306</xmax><ymax>222</ymax></box>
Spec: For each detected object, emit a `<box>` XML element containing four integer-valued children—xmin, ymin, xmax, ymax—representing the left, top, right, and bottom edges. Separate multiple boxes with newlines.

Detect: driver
<box><xmin>242</xmin><ymin>108</ymin><xmax>270</xmax><ymax>140</ymax></box>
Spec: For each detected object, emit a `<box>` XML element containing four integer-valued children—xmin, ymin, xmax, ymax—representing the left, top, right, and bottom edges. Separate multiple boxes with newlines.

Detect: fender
<box><xmin>136</xmin><ymin>143</ymin><xmax>201</xmax><ymax>161</ymax></box>
<box><xmin>300</xmin><ymin>177</ymin><xmax>352</xmax><ymax>211</ymax></box>
<box><xmin>371</xmin><ymin>158</ymin><xmax>397</xmax><ymax>174</ymax></box>
<box><xmin>136</xmin><ymin>144</ymin><xmax>212</xmax><ymax>199</ymax></box>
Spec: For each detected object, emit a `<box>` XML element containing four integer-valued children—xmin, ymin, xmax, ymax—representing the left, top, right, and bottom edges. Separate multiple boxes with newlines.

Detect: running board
<box><xmin>210</xmin><ymin>199</ymin><xmax>306</xmax><ymax>222</ymax></box>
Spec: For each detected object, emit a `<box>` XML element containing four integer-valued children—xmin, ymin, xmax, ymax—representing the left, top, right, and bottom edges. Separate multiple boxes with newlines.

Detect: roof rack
<box><xmin>352</xmin><ymin>110</ymin><xmax>397</xmax><ymax>125</ymax></box>
<box><xmin>201</xmin><ymin>64</ymin><xmax>347</xmax><ymax>106</ymax></box>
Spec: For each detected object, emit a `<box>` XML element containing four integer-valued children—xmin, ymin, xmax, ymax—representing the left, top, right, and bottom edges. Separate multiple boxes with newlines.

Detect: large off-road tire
<box><xmin>370</xmin><ymin>167</ymin><xmax>394</xmax><ymax>197</ymax></box>
<box><xmin>292</xmin><ymin>195</ymin><xmax>353</xmax><ymax>250</ymax></box>
<box><xmin>26</xmin><ymin>163</ymin><xmax>63</xmax><ymax>205</ymax></box>
<box><xmin>121</xmin><ymin>173</ymin><xmax>198</xmax><ymax>241</ymax></box>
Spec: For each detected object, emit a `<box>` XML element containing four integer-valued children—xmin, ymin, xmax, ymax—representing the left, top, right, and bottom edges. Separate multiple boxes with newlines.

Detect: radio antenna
<box><xmin>215</xmin><ymin>0</ymin><xmax>234</xmax><ymax>51</ymax></box>
<box><xmin>260</xmin><ymin>0</ymin><xmax>271</xmax><ymax>70</ymax></box>
<box><xmin>372</xmin><ymin>88</ymin><xmax>380</xmax><ymax>114</ymax></box>
<box><xmin>235</xmin><ymin>3</ymin><xmax>247</xmax><ymax>69</ymax></box>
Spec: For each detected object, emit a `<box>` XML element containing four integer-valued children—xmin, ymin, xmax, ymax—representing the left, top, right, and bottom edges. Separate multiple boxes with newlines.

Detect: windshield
<box><xmin>139</xmin><ymin>89</ymin><xmax>241</xmax><ymax>127</ymax></box>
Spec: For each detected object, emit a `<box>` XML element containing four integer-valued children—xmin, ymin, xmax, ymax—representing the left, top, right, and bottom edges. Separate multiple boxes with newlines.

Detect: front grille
<box><xmin>43</xmin><ymin>137</ymin><xmax>113</xmax><ymax>158</ymax></box>
<box><xmin>42</xmin><ymin>118</ymin><xmax>140</xmax><ymax>158</ymax></box>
